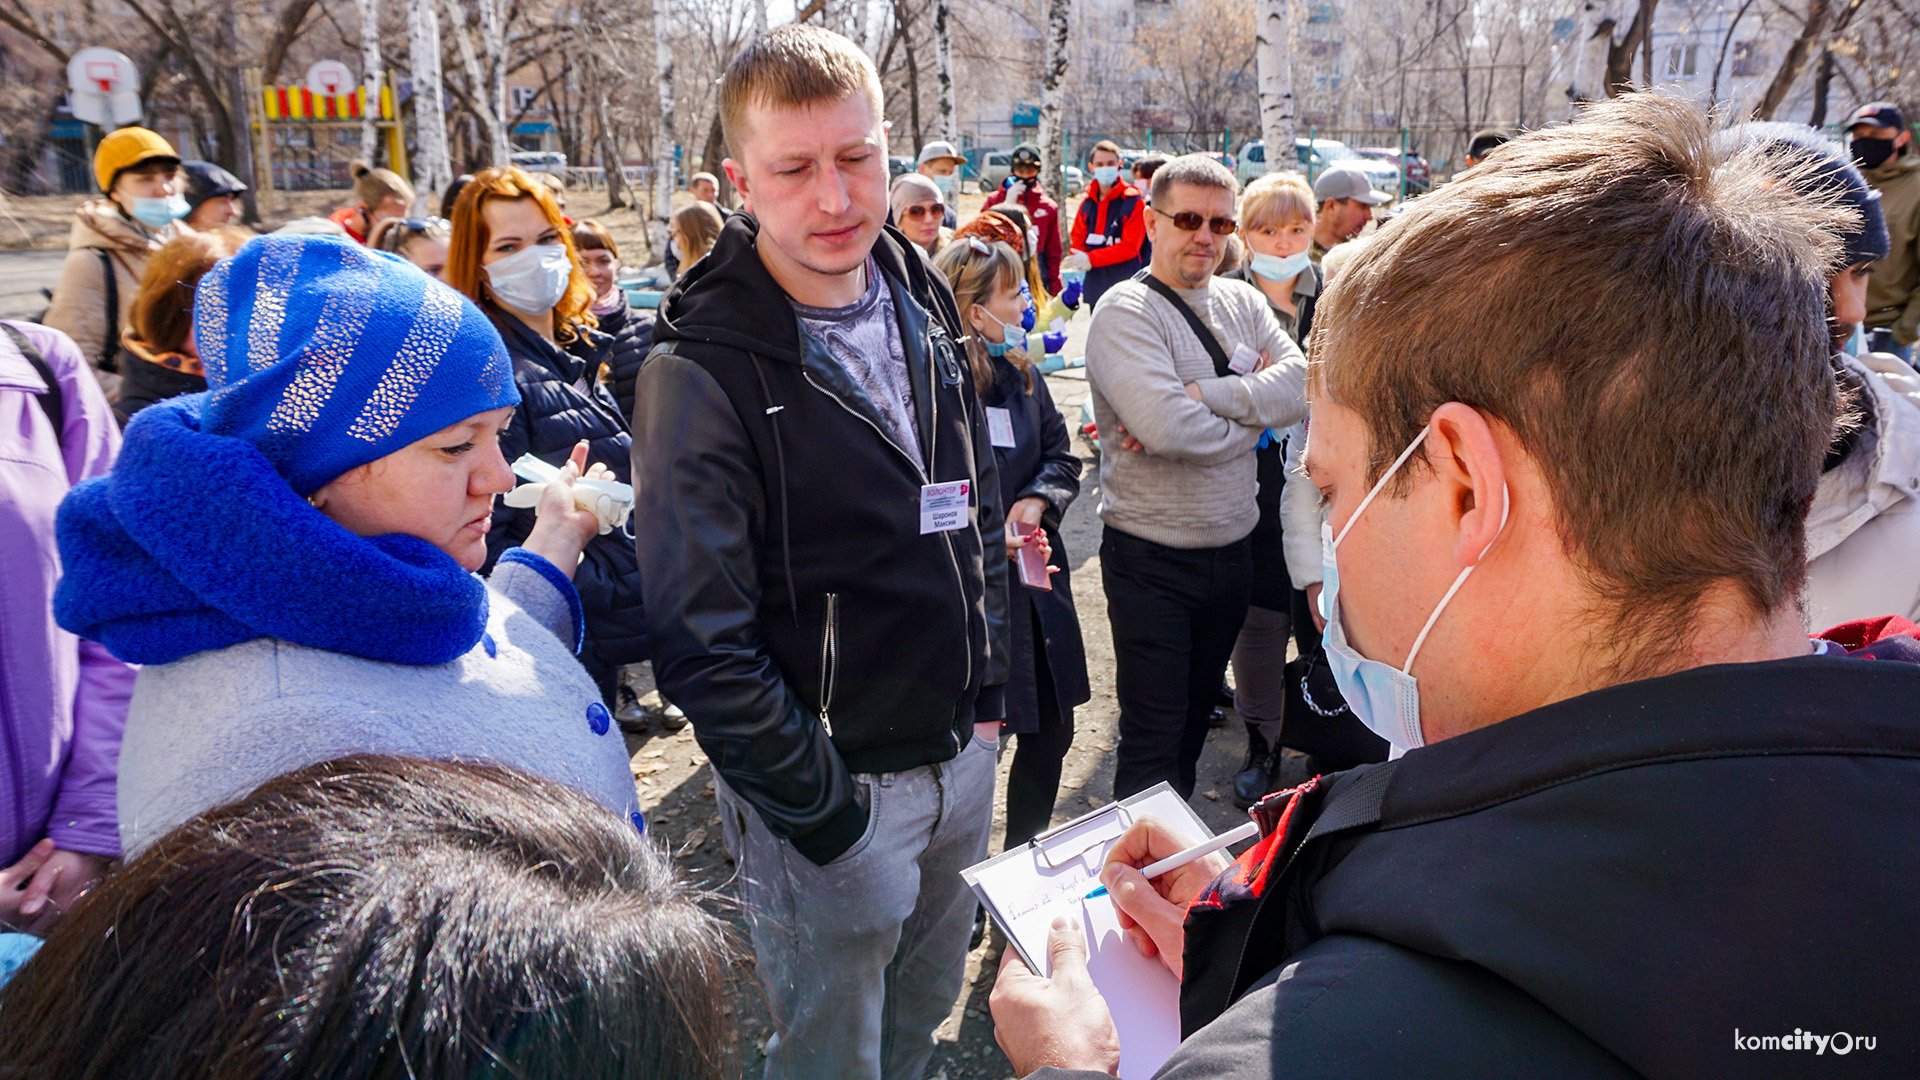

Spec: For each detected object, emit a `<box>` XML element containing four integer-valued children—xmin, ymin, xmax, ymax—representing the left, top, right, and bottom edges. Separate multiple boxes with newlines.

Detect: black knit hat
<box><xmin>1720</xmin><ymin>122</ymin><xmax>1890</xmax><ymax>268</ymax></box>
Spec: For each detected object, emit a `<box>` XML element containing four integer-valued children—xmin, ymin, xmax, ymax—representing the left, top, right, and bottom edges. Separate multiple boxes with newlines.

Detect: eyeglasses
<box><xmin>398</xmin><ymin>216</ymin><xmax>449</xmax><ymax>232</ymax></box>
<box><xmin>903</xmin><ymin>202</ymin><xmax>946</xmax><ymax>219</ymax></box>
<box><xmin>1152</xmin><ymin>206</ymin><xmax>1237</xmax><ymax>235</ymax></box>
<box><xmin>376</xmin><ymin>217</ymin><xmax>449</xmax><ymax>253</ymax></box>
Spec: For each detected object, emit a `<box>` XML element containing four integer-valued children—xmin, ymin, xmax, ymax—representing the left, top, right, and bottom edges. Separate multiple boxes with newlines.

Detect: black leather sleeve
<box><xmin>1017</xmin><ymin>376</ymin><xmax>1083</xmax><ymax>532</ymax></box>
<box><xmin>632</xmin><ymin>349</ymin><xmax>866</xmax><ymax>864</ymax></box>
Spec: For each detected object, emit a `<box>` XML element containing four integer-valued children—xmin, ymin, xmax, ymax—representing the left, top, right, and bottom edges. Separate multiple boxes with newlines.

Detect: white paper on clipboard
<box><xmin>961</xmin><ymin>782</ymin><xmax>1213</xmax><ymax>1080</ymax></box>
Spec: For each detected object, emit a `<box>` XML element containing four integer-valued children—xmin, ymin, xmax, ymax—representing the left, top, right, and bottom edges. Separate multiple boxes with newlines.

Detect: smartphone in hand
<box><xmin>1015</xmin><ymin>521</ymin><xmax>1052</xmax><ymax>592</ymax></box>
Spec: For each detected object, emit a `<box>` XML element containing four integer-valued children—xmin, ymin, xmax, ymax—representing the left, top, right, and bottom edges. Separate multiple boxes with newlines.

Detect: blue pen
<box><xmin>1085</xmin><ymin>821</ymin><xmax>1260</xmax><ymax>899</ymax></box>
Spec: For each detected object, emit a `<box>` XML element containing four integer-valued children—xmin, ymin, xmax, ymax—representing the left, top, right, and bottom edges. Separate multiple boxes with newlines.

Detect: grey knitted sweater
<box><xmin>1085</xmin><ymin>275</ymin><xmax>1308</xmax><ymax>548</ymax></box>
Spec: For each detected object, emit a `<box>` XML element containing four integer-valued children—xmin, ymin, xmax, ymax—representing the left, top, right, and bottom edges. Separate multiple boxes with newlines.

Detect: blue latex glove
<box><xmin>1037</xmin><ymin>354</ymin><xmax>1067</xmax><ymax>374</ymax></box>
<box><xmin>1019</xmin><ymin>281</ymin><xmax>1037</xmax><ymax>331</ymax></box>
<box><xmin>1061</xmin><ymin>277</ymin><xmax>1083</xmax><ymax>307</ymax></box>
<box><xmin>1043</xmin><ymin>330</ymin><xmax>1068</xmax><ymax>354</ymax></box>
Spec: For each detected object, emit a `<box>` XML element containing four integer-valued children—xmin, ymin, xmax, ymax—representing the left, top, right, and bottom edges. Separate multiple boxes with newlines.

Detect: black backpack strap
<box><xmin>3</xmin><ymin>322</ymin><xmax>65</xmax><ymax>437</ymax></box>
<box><xmin>94</xmin><ymin>248</ymin><xmax>120</xmax><ymax>373</ymax></box>
<box><xmin>1140</xmin><ymin>273</ymin><xmax>1234</xmax><ymax>379</ymax></box>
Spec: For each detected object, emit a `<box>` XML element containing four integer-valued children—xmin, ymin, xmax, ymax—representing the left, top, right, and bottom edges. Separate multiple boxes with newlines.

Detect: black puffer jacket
<box><xmin>595</xmin><ymin>293</ymin><xmax>655</xmax><ymax>426</ymax></box>
<box><xmin>634</xmin><ymin>215</ymin><xmax>1009</xmax><ymax>865</ymax></box>
<box><xmin>484</xmin><ymin>316</ymin><xmax>647</xmax><ymax>698</ymax></box>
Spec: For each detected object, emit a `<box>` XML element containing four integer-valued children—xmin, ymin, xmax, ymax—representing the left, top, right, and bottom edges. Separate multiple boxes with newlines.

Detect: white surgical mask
<box><xmin>1319</xmin><ymin>425</ymin><xmax>1509</xmax><ymax>755</ymax></box>
<box><xmin>485</xmin><ymin>243</ymin><xmax>572</xmax><ymax>314</ymax></box>
<box><xmin>130</xmin><ymin>194</ymin><xmax>189</xmax><ymax>229</ymax></box>
<box><xmin>1250</xmin><ymin>250</ymin><xmax>1312</xmax><ymax>283</ymax></box>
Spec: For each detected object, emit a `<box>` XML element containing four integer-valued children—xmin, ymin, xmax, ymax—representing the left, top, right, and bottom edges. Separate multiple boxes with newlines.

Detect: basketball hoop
<box><xmin>67</xmin><ymin>47</ymin><xmax>142</xmax><ymax>126</ymax></box>
<box><xmin>306</xmin><ymin>60</ymin><xmax>355</xmax><ymax>99</ymax></box>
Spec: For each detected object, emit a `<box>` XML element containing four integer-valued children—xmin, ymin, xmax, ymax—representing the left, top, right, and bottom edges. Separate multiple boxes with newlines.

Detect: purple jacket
<box><xmin>0</xmin><ymin>321</ymin><xmax>133</xmax><ymax>865</ymax></box>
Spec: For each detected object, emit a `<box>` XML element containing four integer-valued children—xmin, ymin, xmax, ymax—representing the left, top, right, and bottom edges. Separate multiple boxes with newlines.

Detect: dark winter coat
<box><xmin>594</xmin><ymin>293</ymin><xmax>656</xmax><ymax>426</ymax></box>
<box><xmin>983</xmin><ymin>355</ymin><xmax>1089</xmax><ymax>733</ymax></box>
<box><xmin>484</xmin><ymin>315</ymin><xmax>647</xmax><ymax>695</ymax></box>
<box><xmin>1036</xmin><ymin>633</ymin><xmax>1920</xmax><ymax>1079</ymax></box>
<box><xmin>1223</xmin><ymin>265</ymin><xmax>1318</xmax><ymax>611</ymax></box>
<box><xmin>634</xmin><ymin>214</ymin><xmax>1010</xmax><ymax>866</ymax></box>
<box><xmin>112</xmin><ymin>345</ymin><xmax>206</xmax><ymax>427</ymax></box>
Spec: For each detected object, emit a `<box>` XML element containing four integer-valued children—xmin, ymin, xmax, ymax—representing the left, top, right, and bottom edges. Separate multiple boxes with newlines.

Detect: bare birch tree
<box><xmin>1038</xmin><ymin>0</ymin><xmax>1071</xmax><ymax>241</ymax></box>
<box><xmin>406</xmin><ymin>0</ymin><xmax>451</xmax><ymax>209</ymax></box>
<box><xmin>654</xmin><ymin>0</ymin><xmax>677</xmax><ymax>260</ymax></box>
<box><xmin>933</xmin><ymin>0</ymin><xmax>954</xmax><ymax>140</ymax></box>
<box><xmin>355</xmin><ymin>0</ymin><xmax>384</xmax><ymax>161</ymax></box>
<box><xmin>1255</xmin><ymin>0</ymin><xmax>1295</xmax><ymax>174</ymax></box>
<box><xmin>448</xmin><ymin>0</ymin><xmax>511</xmax><ymax>165</ymax></box>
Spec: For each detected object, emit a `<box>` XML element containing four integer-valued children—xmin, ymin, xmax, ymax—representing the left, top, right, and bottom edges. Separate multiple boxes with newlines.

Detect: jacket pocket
<box><xmin>817</xmin><ymin>592</ymin><xmax>840</xmax><ymax>736</ymax></box>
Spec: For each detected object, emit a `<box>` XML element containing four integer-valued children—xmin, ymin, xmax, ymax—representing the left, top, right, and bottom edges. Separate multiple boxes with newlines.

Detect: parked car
<box><xmin>1201</xmin><ymin>150</ymin><xmax>1237</xmax><ymax>173</ymax></box>
<box><xmin>1232</xmin><ymin>138</ymin><xmax>1400</xmax><ymax>196</ymax></box>
<box><xmin>1355</xmin><ymin>147</ymin><xmax>1431</xmax><ymax>194</ymax></box>
<box><xmin>888</xmin><ymin>155</ymin><xmax>915</xmax><ymax>178</ymax></box>
<box><xmin>509</xmin><ymin>151</ymin><xmax>567</xmax><ymax>175</ymax></box>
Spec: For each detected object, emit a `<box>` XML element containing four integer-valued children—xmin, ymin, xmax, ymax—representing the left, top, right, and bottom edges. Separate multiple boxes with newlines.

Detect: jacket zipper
<box><xmin>817</xmin><ymin>592</ymin><xmax>839</xmax><ymax>737</ymax></box>
<box><xmin>925</xmin><ymin>324</ymin><xmax>974</xmax><ymax>750</ymax></box>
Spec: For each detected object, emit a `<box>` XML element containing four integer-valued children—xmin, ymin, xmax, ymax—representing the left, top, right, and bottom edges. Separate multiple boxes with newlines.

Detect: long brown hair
<box><xmin>446</xmin><ymin>165</ymin><xmax>597</xmax><ymax>341</ymax></box>
<box><xmin>933</xmin><ymin>236</ymin><xmax>1031</xmax><ymax>395</ymax></box>
<box><xmin>0</xmin><ymin>756</ymin><xmax>737</xmax><ymax>1079</ymax></box>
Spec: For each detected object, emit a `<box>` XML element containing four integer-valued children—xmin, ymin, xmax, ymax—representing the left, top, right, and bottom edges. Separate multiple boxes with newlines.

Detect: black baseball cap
<box><xmin>1848</xmin><ymin>102</ymin><xmax>1907</xmax><ymax>132</ymax></box>
<box><xmin>1010</xmin><ymin>144</ymin><xmax>1041</xmax><ymax>167</ymax></box>
<box><xmin>181</xmin><ymin>160</ymin><xmax>248</xmax><ymax>214</ymax></box>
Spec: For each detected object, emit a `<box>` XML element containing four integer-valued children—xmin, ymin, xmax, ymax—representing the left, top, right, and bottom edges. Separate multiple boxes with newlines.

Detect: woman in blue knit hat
<box><xmin>54</xmin><ymin>234</ymin><xmax>644</xmax><ymax>856</ymax></box>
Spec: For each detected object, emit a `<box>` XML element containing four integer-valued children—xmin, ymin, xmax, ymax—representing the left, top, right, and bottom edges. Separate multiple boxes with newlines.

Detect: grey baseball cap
<box><xmin>1313</xmin><ymin>166</ymin><xmax>1390</xmax><ymax>205</ymax></box>
<box><xmin>917</xmin><ymin>140</ymin><xmax>967</xmax><ymax>167</ymax></box>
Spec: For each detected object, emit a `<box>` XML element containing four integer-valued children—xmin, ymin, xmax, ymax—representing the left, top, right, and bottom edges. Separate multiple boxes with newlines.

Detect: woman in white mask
<box><xmin>446</xmin><ymin>166</ymin><xmax>650</xmax><ymax>713</ymax></box>
<box><xmin>1216</xmin><ymin>172</ymin><xmax>1349</xmax><ymax>803</ymax></box>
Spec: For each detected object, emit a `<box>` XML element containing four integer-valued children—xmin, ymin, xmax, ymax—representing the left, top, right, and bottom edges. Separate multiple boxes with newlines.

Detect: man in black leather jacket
<box><xmin>632</xmin><ymin>25</ymin><xmax>1008</xmax><ymax>1080</ymax></box>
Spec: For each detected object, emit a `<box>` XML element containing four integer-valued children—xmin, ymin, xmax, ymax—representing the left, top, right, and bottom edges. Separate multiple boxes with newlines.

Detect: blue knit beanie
<box><xmin>193</xmin><ymin>234</ymin><xmax>519</xmax><ymax>496</ymax></box>
<box><xmin>1721</xmin><ymin>122</ymin><xmax>1892</xmax><ymax>270</ymax></box>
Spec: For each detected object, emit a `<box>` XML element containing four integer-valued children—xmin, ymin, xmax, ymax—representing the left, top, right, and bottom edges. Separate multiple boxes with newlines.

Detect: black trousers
<box><xmin>1003</xmin><ymin>645</ymin><xmax>1074</xmax><ymax>851</ymax></box>
<box><xmin>1101</xmin><ymin>526</ymin><xmax>1252</xmax><ymax>799</ymax></box>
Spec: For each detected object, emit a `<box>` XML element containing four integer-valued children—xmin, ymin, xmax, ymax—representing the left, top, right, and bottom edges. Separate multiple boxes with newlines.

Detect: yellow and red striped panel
<box><xmin>260</xmin><ymin>86</ymin><xmax>394</xmax><ymax>122</ymax></box>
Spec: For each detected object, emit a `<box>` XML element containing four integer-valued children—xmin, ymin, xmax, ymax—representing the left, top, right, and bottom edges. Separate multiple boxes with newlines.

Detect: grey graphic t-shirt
<box><xmin>792</xmin><ymin>259</ymin><xmax>922</xmax><ymax>463</ymax></box>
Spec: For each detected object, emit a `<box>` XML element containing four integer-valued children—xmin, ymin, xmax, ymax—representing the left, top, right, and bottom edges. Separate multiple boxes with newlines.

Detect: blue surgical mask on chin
<box><xmin>1249</xmin><ymin>250</ymin><xmax>1312</xmax><ymax>283</ymax></box>
<box><xmin>977</xmin><ymin>306</ymin><xmax>1026</xmax><ymax>358</ymax></box>
<box><xmin>1319</xmin><ymin>425</ymin><xmax>1509</xmax><ymax>756</ymax></box>
<box><xmin>130</xmin><ymin>194</ymin><xmax>189</xmax><ymax>229</ymax></box>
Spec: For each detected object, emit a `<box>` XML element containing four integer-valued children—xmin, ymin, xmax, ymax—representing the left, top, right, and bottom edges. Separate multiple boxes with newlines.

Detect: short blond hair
<box><xmin>1240</xmin><ymin>172</ymin><xmax>1315</xmax><ymax>231</ymax></box>
<box><xmin>720</xmin><ymin>25</ymin><xmax>883</xmax><ymax>158</ymax></box>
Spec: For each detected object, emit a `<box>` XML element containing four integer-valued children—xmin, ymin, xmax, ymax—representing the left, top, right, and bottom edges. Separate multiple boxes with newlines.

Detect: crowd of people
<box><xmin>4</xmin><ymin>19</ymin><xmax>1920</xmax><ymax>1080</ymax></box>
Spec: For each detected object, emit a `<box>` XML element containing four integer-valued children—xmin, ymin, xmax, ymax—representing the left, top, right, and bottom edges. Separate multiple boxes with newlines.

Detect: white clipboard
<box><xmin>961</xmin><ymin>782</ymin><xmax>1213</xmax><ymax>1079</ymax></box>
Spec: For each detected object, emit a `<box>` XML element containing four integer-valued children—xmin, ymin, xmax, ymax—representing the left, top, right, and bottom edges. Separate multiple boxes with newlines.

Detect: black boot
<box><xmin>1233</xmin><ymin>722</ymin><xmax>1276</xmax><ymax>809</ymax></box>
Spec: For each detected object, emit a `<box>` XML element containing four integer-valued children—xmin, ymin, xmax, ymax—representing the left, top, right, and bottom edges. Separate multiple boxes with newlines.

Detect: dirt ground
<box><xmin>623</xmin><ymin>357</ymin><xmax>1288</xmax><ymax>1079</ymax></box>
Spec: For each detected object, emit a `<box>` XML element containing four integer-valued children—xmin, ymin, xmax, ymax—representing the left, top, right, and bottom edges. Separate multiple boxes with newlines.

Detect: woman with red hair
<box><xmin>447</xmin><ymin>166</ymin><xmax>647</xmax><ymax>707</ymax></box>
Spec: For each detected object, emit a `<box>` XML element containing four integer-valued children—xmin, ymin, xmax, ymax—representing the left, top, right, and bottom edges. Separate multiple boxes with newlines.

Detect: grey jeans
<box><xmin>715</xmin><ymin>731</ymin><xmax>997</xmax><ymax>1080</ymax></box>
<box><xmin>1231</xmin><ymin>603</ymin><xmax>1294</xmax><ymax>740</ymax></box>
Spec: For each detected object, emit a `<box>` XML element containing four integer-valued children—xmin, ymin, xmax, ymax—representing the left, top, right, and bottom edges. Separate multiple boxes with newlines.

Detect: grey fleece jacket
<box><xmin>115</xmin><ymin>553</ymin><xmax>642</xmax><ymax>854</ymax></box>
<box><xmin>1085</xmin><ymin>275</ymin><xmax>1308</xmax><ymax>548</ymax></box>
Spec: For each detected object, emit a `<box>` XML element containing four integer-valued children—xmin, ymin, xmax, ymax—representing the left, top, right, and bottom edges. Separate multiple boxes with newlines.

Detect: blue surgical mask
<box><xmin>932</xmin><ymin>172</ymin><xmax>958</xmax><ymax>199</ymax></box>
<box><xmin>978</xmin><ymin>306</ymin><xmax>1026</xmax><ymax>358</ymax></box>
<box><xmin>1319</xmin><ymin>426</ymin><xmax>1509</xmax><ymax>755</ymax></box>
<box><xmin>1250</xmin><ymin>250</ymin><xmax>1312</xmax><ymax>283</ymax></box>
<box><xmin>130</xmin><ymin>194</ymin><xmax>189</xmax><ymax>229</ymax></box>
<box><xmin>1092</xmin><ymin>165</ymin><xmax>1121</xmax><ymax>187</ymax></box>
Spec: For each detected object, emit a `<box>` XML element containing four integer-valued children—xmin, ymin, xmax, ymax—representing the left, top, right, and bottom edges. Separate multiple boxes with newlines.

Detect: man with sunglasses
<box><xmin>1084</xmin><ymin>153</ymin><xmax>1308</xmax><ymax>800</ymax></box>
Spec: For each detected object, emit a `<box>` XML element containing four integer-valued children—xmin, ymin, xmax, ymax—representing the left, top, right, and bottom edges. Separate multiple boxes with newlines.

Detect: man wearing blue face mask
<box><xmin>991</xmin><ymin>93</ymin><xmax>1920</xmax><ymax>1080</ymax></box>
<box><xmin>45</xmin><ymin>127</ymin><xmax>186</xmax><ymax>402</ymax></box>
<box><xmin>1069</xmin><ymin>140</ymin><xmax>1150</xmax><ymax>310</ymax></box>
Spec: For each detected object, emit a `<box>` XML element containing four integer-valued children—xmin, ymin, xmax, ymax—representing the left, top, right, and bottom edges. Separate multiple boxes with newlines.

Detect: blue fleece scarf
<box><xmin>55</xmin><ymin>397</ymin><xmax>487</xmax><ymax>667</ymax></box>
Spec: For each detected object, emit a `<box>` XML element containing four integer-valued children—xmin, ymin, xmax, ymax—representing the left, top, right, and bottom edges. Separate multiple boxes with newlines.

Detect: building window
<box><xmin>1666</xmin><ymin>43</ymin><xmax>1698</xmax><ymax>78</ymax></box>
<box><xmin>1731</xmin><ymin>41</ymin><xmax>1760</xmax><ymax>77</ymax></box>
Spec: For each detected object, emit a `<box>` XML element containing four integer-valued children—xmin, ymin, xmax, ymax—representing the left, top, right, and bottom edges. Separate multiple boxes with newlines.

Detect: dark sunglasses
<box><xmin>1153</xmin><ymin>206</ymin><xmax>1237</xmax><ymax>235</ymax></box>
<box><xmin>903</xmin><ymin>202</ymin><xmax>946</xmax><ymax>219</ymax></box>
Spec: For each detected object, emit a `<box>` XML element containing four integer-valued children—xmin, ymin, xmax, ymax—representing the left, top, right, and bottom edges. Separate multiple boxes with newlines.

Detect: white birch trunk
<box><xmin>934</xmin><ymin>0</ymin><xmax>954</xmax><ymax>141</ymax></box>
<box><xmin>480</xmin><ymin>0</ymin><xmax>510</xmax><ymax>165</ymax></box>
<box><xmin>1255</xmin><ymin>0</ymin><xmax>1295</xmax><ymax>174</ymax></box>
<box><xmin>753</xmin><ymin>0</ymin><xmax>767</xmax><ymax>34</ymax></box>
<box><xmin>653</xmin><ymin>0</ymin><xmax>676</xmax><ymax>261</ymax></box>
<box><xmin>356</xmin><ymin>0</ymin><xmax>384</xmax><ymax>162</ymax></box>
<box><xmin>448</xmin><ymin>0</ymin><xmax>510</xmax><ymax>166</ymax></box>
<box><xmin>1038</xmin><ymin>0</ymin><xmax>1072</xmax><ymax>234</ymax></box>
<box><xmin>405</xmin><ymin>0</ymin><xmax>451</xmax><ymax>211</ymax></box>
